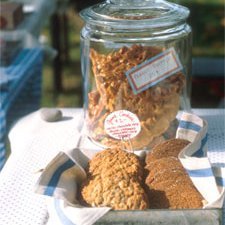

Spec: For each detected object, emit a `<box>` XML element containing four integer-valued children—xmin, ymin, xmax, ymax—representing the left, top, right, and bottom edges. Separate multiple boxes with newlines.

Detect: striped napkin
<box><xmin>177</xmin><ymin>112</ymin><xmax>225</xmax><ymax>208</ymax></box>
<box><xmin>35</xmin><ymin>112</ymin><xmax>225</xmax><ymax>225</ymax></box>
<box><xmin>35</xmin><ymin>149</ymin><xmax>110</xmax><ymax>225</ymax></box>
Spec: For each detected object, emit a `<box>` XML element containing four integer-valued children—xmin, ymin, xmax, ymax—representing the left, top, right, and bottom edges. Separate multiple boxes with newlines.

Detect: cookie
<box><xmin>166</xmin><ymin>183</ymin><xmax>203</xmax><ymax>209</ymax></box>
<box><xmin>87</xmin><ymin>147</ymin><xmax>143</xmax><ymax>179</ymax></box>
<box><xmin>145</xmin><ymin>138</ymin><xmax>190</xmax><ymax>165</ymax></box>
<box><xmin>145</xmin><ymin>154</ymin><xmax>204</xmax><ymax>209</ymax></box>
<box><xmin>147</xmin><ymin>182</ymin><xmax>203</xmax><ymax>209</ymax></box>
<box><xmin>81</xmin><ymin>148</ymin><xmax>149</xmax><ymax>210</ymax></box>
<box><xmin>145</xmin><ymin>167</ymin><xmax>189</xmax><ymax>187</ymax></box>
<box><xmin>145</xmin><ymin>156</ymin><xmax>184</xmax><ymax>173</ymax></box>
<box><xmin>81</xmin><ymin>175</ymin><xmax>149</xmax><ymax>210</ymax></box>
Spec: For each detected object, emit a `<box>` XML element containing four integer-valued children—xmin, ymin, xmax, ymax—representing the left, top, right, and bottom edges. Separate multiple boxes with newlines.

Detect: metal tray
<box><xmin>95</xmin><ymin>209</ymin><xmax>222</xmax><ymax>225</ymax></box>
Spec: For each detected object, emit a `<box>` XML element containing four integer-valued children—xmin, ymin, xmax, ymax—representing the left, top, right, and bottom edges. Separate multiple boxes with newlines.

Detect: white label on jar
<box><xmin>104</xmin><ymin>110</ymin><xmax>141</xmax><ymax>140</ymax></box>
<box><xmin>126</xmin><ymin>47</ymin><xmax>183</xmax><ymax>94</ymax></box>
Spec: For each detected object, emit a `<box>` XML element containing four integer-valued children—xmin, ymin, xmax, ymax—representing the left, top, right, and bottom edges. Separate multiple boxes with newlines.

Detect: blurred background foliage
<box><xmin>172</xmin><ymin>0</ymin><xmax>225</xmax><ymax>108</ymax></box>
<box><xmin>41</xmin><ymin>0</ymin><xmax>224</xmax><ymax>109</ymax></box>
<box><xmin>172</xmin><ymin>0</ymin><xmax>225</xmax><ymax>56</ymax></box>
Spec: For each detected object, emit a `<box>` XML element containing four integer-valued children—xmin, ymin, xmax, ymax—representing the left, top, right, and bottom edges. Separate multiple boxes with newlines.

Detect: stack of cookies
<box><xmin>81</xmin><ymin>147</ymin><xmax>149</xmax><ymax>210</ymax></box>
<box><xmin>145</xmin><ymin>138</ymin><xmax>204</xmax><ymax>209</ymax></box>
<box><xmin>80</xmin><ymin>140</ymin><xmax>204</xmax><ymax>210</ymax></box>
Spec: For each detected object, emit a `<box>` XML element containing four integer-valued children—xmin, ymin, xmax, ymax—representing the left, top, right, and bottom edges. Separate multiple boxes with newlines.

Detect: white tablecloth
<box><xmin>0</xmin><ymin>108</ymin><xmax>224</xmax><ymax>225</ymax></box>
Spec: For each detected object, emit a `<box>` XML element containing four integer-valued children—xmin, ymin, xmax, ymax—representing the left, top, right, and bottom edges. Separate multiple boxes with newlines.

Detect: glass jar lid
<box><xmin>80</xmin><ymin>0</ymin><xmax>190</xmax><ymax>30</ymax></box>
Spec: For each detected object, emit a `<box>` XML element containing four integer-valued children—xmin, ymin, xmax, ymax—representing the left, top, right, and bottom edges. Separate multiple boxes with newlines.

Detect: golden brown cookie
<box><xmin>145</xmin><ymin>155</ymin><xmax>204</xmax><ymax>209</ymax></box>
<box><xmin>147</xmin><ymin>182</ymin><xmax>203</xmax><ymax>209</ymax></box>
<box><xmin>87</xmin><ymin>147</ymin><xmax>143</xmax><ymax>179</ymax></box>
<box><xmin>81</xmin><ymin>175</ymin><xmax>149</xmax><ymax>210</ymax></box>
<box><xmin>145</xmin><ymin>156</ymin><xmax>184</xmax><ymax>173</ymax></box>
<box><xmin>81</xmin><ymin>148</ymin><xmax>149</xmax><ymax>210</ymax></box>
<box><xmin>145</xmin><ymin>167</ymin><xmax>190</xmax><ymax>187</ymax></box>
<box><xmin>166</xmin><ymin>183</ymin><xmax>203</xmax><ymax>209</ymax></box>
<box><xmin>145</xmin><ymin>138</ymin><xmax>190</xmax><ymax>165</ymax></box>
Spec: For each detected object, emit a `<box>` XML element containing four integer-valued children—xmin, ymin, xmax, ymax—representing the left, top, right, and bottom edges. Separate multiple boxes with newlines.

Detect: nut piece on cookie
<box><xmin>81</xmin><ymin>148</ymin><xmax>149</xmax><ymax>210</ymax></box>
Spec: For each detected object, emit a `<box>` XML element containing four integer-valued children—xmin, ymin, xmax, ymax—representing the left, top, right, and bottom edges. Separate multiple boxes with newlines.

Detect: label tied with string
<box><xmin>104</xmin><ymin>110</ymin><xmax>141</xmax><ymax>140</ymax></box>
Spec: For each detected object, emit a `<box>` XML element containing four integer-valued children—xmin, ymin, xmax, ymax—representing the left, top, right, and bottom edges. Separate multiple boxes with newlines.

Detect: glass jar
<box><xmin>80</xmin><ymin>0</ymin><xmax>192</xmax><ymax>150</ymax></box>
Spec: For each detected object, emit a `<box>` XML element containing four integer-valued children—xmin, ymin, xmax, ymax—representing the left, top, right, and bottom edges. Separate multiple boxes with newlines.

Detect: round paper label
<box><xmin>104</xmin><ymin>110</ymin><xmax>141</xmax><ymax>140</ymax></box>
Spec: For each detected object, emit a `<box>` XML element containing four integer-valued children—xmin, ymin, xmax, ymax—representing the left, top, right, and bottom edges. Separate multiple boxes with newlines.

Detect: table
<box><xmin>0</xmin><ymin>108</ymin><xmax>224</xmax><ymax>225</ymax></box>
<box><xmin>0</xmin><ymin>48</ymin><xmax>43</xmax><ymax>170</ymax></box>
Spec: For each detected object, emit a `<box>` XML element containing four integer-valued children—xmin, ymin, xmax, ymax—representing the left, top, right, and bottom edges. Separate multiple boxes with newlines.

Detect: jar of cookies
<box><xmin>80</xmin><ymin>0</ymin><xmax>192</xmax><ymax>150</ymax></box>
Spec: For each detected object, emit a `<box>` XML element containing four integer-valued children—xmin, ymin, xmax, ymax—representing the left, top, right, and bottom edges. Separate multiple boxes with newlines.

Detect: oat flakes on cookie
<box><xmin>87</xmin><ymin>148</ymin><xmax>143</xmax><ymax>179</ymax></box>
<box><xmin>81</xmin><ymin>148</ymin><xmax>149</xmax><ymax>210</ymax></box>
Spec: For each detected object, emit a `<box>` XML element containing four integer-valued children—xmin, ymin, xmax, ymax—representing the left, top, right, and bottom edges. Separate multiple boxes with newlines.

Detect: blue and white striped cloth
<box><xmin>35</xmin><ymin>112</ymin><xmax>225</xmax><ymax>225</ymax></box>
<box><xmin>0</xmin><ymin>48</ymin><xmax>43</xmax><ymax>170</ymax></box>
<box><xmin>177</xmin><ymin>112</ymin><xmax>225</xmax><ymax>208</ymax></box>
<box><xmin>36</xmin><ymin>149</ymin><xmax>110</xmax><ymax>225</ymax></box>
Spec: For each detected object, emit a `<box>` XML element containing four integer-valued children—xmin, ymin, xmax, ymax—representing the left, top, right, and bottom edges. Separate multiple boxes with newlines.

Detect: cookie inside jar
<box><xmin>86</xmin><ymin>44</ymin><xmax>186</xmax><ymax>150</ymax></box>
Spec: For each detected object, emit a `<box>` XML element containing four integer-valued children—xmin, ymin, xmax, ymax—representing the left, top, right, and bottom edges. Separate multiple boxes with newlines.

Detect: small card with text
<box><xmin>126</xmin><ymin>47</ymin><xmax>183</xmax><ymax>95</ymax></box>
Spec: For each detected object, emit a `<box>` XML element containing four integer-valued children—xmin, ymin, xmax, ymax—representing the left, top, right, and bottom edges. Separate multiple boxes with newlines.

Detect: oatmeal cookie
<box><xmin>81</xmin><ymin>148</ymin><xmax>149</xmax><ymax>210</ymax></box>
<box><xmin>81</xmin><ymin>175</ymin><xmax>149</xmax><ymax>210</ymax></box>
<box><xmin>87</xmin><ymin>147</ymin><xmax>143</xmax><ymax>179</ymax></box>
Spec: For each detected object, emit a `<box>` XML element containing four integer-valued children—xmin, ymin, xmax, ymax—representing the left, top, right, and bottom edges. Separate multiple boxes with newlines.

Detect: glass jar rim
<box><xmin>80</xmin><ymin>0</ymin><xmax>190</xmax><ymax>30</ymax></box>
